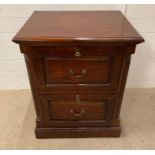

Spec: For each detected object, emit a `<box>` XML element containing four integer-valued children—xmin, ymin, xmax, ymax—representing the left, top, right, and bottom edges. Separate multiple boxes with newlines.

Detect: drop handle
<box><xmin>70</xmin><ymin>109</ymin><xmax>85</xmax><ymax>116</ymax></box>
<box><xmin>68</xmin><ymin>69</ymin><xmax>87</xmax><ymax>78</ymax></box>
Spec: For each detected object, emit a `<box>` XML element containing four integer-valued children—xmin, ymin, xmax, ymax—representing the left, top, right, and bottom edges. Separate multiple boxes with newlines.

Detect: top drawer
<box><xmin>33</xmin><ymin>46</ymin><xmax>122</xmax><ymax>58</ymax></box>
<box><xmin>31</xmin><ymin>46</ymin><xmax>124</xmax><ymax>93</ymax></box>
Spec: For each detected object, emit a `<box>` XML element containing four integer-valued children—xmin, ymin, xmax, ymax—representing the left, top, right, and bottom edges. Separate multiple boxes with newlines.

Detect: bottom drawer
<box><xmin>40</xmin><ymin>93</ymin><xmax>116</xmax><ymax>127</ymax></box>
<box><xmin>49</xmin><ymin>99</ymin><xmax>105</xmax><ymax>120</ymax></box>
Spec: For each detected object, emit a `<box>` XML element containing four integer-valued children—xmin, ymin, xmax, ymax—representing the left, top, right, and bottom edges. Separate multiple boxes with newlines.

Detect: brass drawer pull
<box><xmin>74</xmin><ymin>48</ymin><xmax>81</xmax><ymax>56</ymax></box>
<box><xmin>68</xmin><ymin>69</ymin><xmax>87</xmax><ymax>78</ymax></box>
<box><xmin>70</xmin><ymin>109</ymin><xmax>85</xmax><ymax>116</ymax></box>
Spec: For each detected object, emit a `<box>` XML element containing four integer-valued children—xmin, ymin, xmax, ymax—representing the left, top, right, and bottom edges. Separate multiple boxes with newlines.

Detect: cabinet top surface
<box><xmin>13</xmin><ymin>11</ymin><xmax>144</xmax><ymax>44</ymax></box>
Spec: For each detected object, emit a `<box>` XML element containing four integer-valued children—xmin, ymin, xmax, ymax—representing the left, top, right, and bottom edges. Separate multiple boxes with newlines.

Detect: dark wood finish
<box><xmin>13</xmin><ymin>11</ymin><xmax>144</xmax><ymax>44</ymax></box>
<box><xmin>12</xmin><ymin>11</ymin><xmax>144</xmax><ymax>138</ymax></box>
<box><xmin>40</xmin><ymin>94</ymin><xmax>116</xmax><ymax>128</ymax></box>
<box><xmin>35</xmin><ymin>127</ymin><xmax>121</xmax><ymax>138</ymax></box>
<box><xmin>32</xmin><ymin>46</ymin><xmax>124</xmax><ymax>91</ymax></box>
<box><xmin>42</xmin><ymin>95</ymin><xmax>106</xmax><ymax>121</ymax></box>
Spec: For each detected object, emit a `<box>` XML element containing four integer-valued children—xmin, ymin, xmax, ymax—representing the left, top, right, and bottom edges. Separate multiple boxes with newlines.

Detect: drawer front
<box><xmin>45</xmin><ymin>59</ymin><xmax>111</xmax><ymax>84</ymax></box>
<box><xmin>40</xmin><ymin>94</ymin><xmax>116</xmax><ymax>127</ymax></box>
<box><xmin>49</xmin><ymin>99</ymin><xmax>105</xmax><ymax>120</ymax></box>
<box><xmin>32</xmin><ymin>46</ymin><xmax>124</xmax><ymax>92</ymax></box>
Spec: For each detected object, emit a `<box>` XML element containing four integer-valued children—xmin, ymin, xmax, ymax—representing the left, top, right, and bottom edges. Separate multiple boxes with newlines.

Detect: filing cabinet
<box><xmin>13</xmin><ymin>11</ymin><xmax>144</xmax><ymax>138</ymax></box>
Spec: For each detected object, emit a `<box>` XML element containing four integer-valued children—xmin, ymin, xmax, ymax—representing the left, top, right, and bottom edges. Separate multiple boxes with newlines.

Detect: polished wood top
<box><xmin>13</xmin><ymin>11</ymin><xmax>144</xmax><ymax>44</ymax></box>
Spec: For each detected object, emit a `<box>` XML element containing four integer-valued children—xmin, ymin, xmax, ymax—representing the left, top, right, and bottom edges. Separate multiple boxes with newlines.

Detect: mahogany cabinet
<box><xmin>12</xmin><ymin>11</ymin><xmax>144</xmax><ymax>138</ymax></box>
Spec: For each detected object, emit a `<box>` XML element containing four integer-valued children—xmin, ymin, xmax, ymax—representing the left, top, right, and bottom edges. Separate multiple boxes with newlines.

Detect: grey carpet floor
<box><xmin>0</xmin><ymin>88</ymin><xmax>155</xmax><ymax>149</ymax></box>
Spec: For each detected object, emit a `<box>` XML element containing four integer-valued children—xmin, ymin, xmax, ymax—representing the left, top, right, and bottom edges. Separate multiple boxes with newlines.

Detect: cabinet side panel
<box><xmin>113</xmin><ymin>45</ymin><xmax>135</xmax><ymax>121</ymax></box>
<box><xmin>20</xmin><ymin>45</ymin><xmax>44</xmax><ymax>127</ymax></box>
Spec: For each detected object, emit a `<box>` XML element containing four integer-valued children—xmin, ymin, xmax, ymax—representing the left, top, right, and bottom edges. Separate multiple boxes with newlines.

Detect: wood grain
<box><xmin>12</xmin><ymin>11</ymin><xmax>144</xmax><ymax>45</ymax></box>
<box><xmin>12</xmin><ymin>11</ymin><xmax>144</xmax><ymax>138</ymax></box>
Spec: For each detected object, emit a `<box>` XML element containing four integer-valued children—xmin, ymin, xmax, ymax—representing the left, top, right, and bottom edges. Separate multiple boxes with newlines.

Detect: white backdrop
<box><xmin>0</xmin><ymin>4</ymin><xmax>155</xmax><ymax>89</ymax></box>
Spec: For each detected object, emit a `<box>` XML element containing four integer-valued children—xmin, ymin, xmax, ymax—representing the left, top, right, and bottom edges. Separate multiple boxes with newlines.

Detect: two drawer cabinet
<box><xmin>13</xmin><ymin>11</ymin><xmax>144</xmax><ymax>138</ymax></box>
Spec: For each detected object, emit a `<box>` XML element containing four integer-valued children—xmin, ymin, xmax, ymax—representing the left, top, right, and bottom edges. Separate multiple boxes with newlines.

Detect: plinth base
<box><xmin>35</xmin><ymin>126</ymin><xmax>121</xmax><ymax>138</ymax></box>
